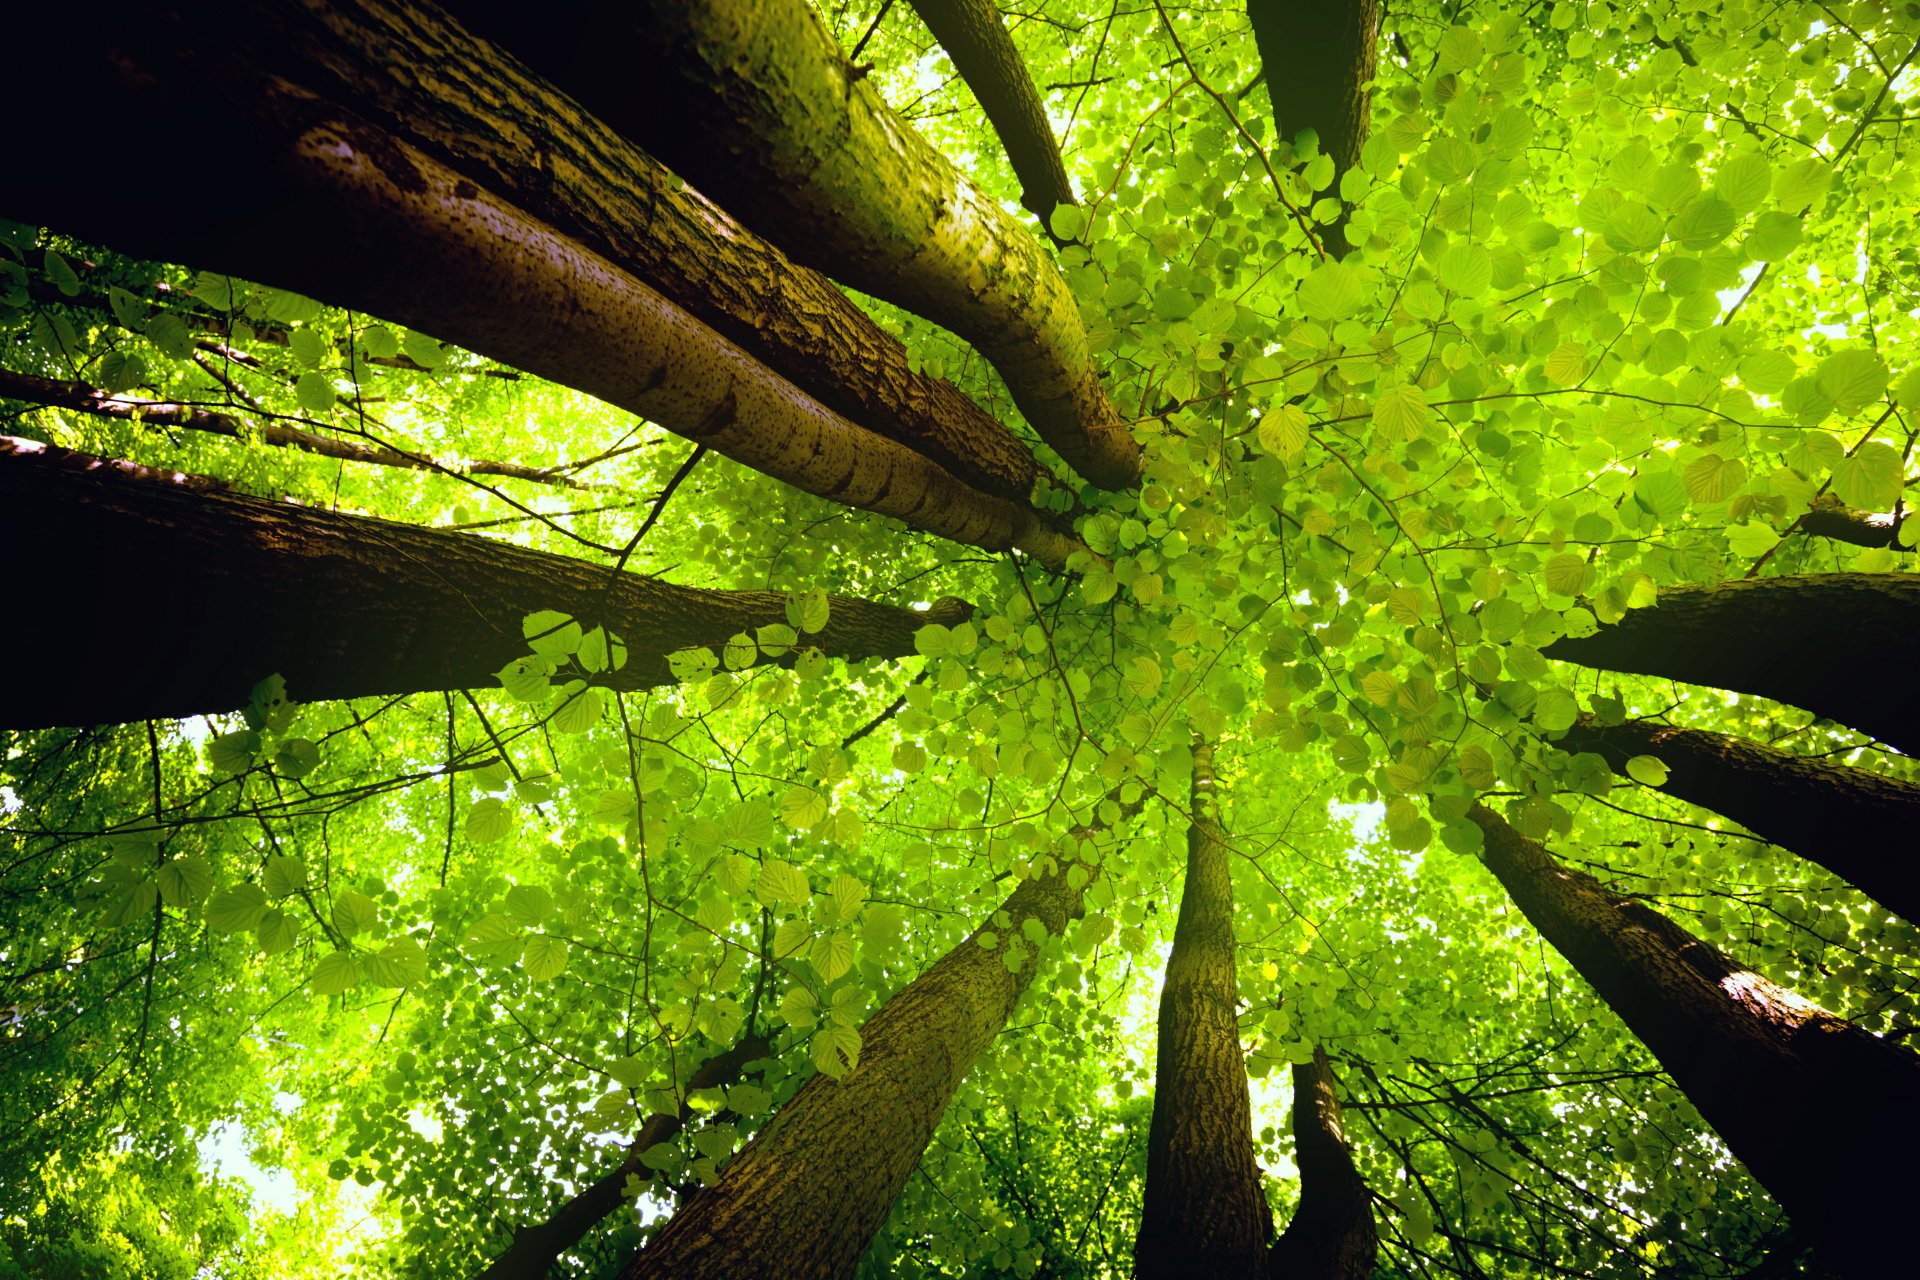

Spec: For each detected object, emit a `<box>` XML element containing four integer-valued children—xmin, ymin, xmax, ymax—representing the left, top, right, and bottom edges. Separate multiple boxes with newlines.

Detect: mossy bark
<box><xmin>1553</xmin><ymin>715</ymin><xmax>1920</xmax><ymax>924</ymax></box>
<box><xmin>448</xmin><ymin>0</ymin><xmax>1143</xmax><ymax>490</ymax></box>
<box><xmin>1542</xmin><ymin>575</ymin><xmax>1920</xmax><ymax>756</ymax></box>
<box><xmin>0</xmin><ymin>437</ymin><xmax>970</xmax><ymax>729</ymax></box>
<box><xmin>1135</xmin><ymin>742</ymin><xmax>1272</xmax><ymax>1278</ymax></box>
<box><xmin>1467</xmin><ymin>803</ymin><xmax>1920</xmax><ymax>1277</ymax></box>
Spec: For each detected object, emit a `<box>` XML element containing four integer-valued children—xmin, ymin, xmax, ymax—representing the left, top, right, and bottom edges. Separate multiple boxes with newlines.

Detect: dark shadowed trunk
<box><xmin>1247</xmin><ymin>0</ymin><xmax>1378</xmax><ymax>214</ymax></box>
<box><xmin>1135</xmin><ymin>741</ymin><xmax>1271</xmax><ymax>1278</ymax></box>
<box><xmin>1798</xmin><ymin>495</ymin><xmax>1909</xmax><ymax>550</ymax></box>
<box><xmin>1552</xmin><ymin>715</ymin><xmax>1920</xmax><ymax>924</ymax></box>
<box><xmin>1270</xmin><ymin>1048</ymin><xmax>1376</xmax><ymax>1280</ymax></box>
<box><xmin>136</xmin><ymin>0</ymin><xmax>1044</xmax><ymax>505</ymax></box>
<box><xmin>0</xmin><ymin>437</ymin><xmax>969</xmax><ymax>729</ymax></box>
<box><xmin>1541</xmin><ymin>575</ymin><xmax>1920</xmax><ymax>756</ymax></box>
<box><xmin>447</xmin><ymin>0</ymin><xmax>1144</xmax><ymax>491</ymax></box>
<box><xmin>907</xmin><ymin>0</ymin><xmax>1078</xmax><ymax>231</ymax></box>
<box><xmin>620</xmin><ymin>836</ymin><xmax>1121</xmax><ymax>1280</ymax></box>
<box><xmin>0</xmin><ymin>7</ymin><xmax>1079</xmax><ymax>564</ymax></box>
<box><xmin>1466</xmin><ymin>803</ymin><xmax>1920</xmax><ymax>1277</ymax></box>
<box><xmin>477</xmin><ymin>1035</ymin><xmax>770</xmax><ymax>1280</ymax></box>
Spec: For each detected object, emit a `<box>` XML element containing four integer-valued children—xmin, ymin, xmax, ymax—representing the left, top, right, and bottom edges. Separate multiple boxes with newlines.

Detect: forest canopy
<box><xmin>3</xmin><ymin>1</ymin><xmax>1919</xmax><ymax>1278</ymax></box>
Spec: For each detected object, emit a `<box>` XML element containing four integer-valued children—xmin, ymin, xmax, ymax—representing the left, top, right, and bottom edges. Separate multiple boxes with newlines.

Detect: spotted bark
<box><xmin>1542</xmin><ymin>575</ymin><xmax>1920</xmax><ymax>756</ymax></box>
<box><xmin>1136</xmin><ymin>742</ymin><xmax>1272</xmax><ymax>1278</ymax></box>
<box><xmin>1467</xmin><ymin>804</ymin><xmax>1920</xmax><ymax>1277</ymax></box>
<box><xmin>1552</xmin><ymin>715</ymin><xmax>1920</xmax><ymax>925</ymax></box>
<box><xmin>0</xmin><ymin>437</ymin><xmax>970</xmax><ymax>729</ymax></box>
<box><xmin>448</xmin><ymin>0</ymin><xmax>1143</xmax><ymax>491</ymax></box>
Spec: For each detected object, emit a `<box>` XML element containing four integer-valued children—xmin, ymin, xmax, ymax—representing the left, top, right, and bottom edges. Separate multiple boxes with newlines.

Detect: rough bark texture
<box><xmin>620</xmin><ymin>853</ymin><xmax>1105</xmax><ymax>1280</ymax></box>
<box><xmin>1269</xmin><ymin>1049</ymin><xmax>1376</xmax><ymax>1280</ymax></box>
<box><xmin>1247</xmin><ymin>0</ymin><xmax>1379</xmax><ymax>195</ymax></box>
<box><xmin>143</xmin><ymin>0</ymin><xmax>1042</xmax><ymax>504</ymax></box>
<box><xmin>448</xmin><ymin>0</ymin><xmax>1143</xmax><ymax>491</ymax></box>
<box><xmin>906</xmin><ymin>0</ymin><xmax>1078</xmax><ymax>228</ymax></box>
<box><xmin>1466</xmin><ymin>804</ymin><xmax>1920</xmax><ymax>1277</ymax></box>
<box><xmin>477</xmin><ymin>1035</ymin><xmax>770</xmax><ymax>1280</ymax></box>
<box><xmin>1799</xmin><ymin>494</ymin><xmax>1909</xmax><ymax>550</ymax></box>
<box><xmin>1541</xmin><ymin>575</ymin><xmax>1920</xmax><ymax>756</ymax></box>
<box><xmin>1135</xmin><ymin>742</ymin><xmax>1272</xmax><ymax>1279</ymax></box>
<box><xmin>0</xmin><ymin>18</ymin><xmax>1078</xmax><ymax>567</ymax></box>
<box><xmin>0</xmin><ymin>367</ymin><xmax>591</xmax><ymax>488</ymax></box>
<box><xmin>1553</xmin><ymin>715</ymin><xmax>1920</xmax><ymax>924</ymax></box>
<box><xmin>0</xmin><ymin>437</ymin><xmax>970</xmax><ymax>729</ymax></box>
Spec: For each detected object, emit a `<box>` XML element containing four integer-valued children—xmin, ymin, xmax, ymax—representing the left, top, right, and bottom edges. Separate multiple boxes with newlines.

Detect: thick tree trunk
<box><xmin>0</xmin><ymin>367</ymin><xmax>594</xmax><ymax>489</ymax></box>
<box><xmin>1542</xmin><ymin>575</ymin><xmax>1920</xmax><ymax>756</ymax></box>
<box><xmin>1466</xmin><ymin>804</ymin><xmax>1920</xmax><ymax>1277</ymax></box>
<box><xmin>447</xmin><ymin>0</ymin><xmax>1144</xmax><ymax>491</ymax></box>
<box><xmin>1247</xmin><ymin>0</ymin><xmax>1378</xmax><ymax>195</ymax></box>
<box><xmin>0</xmin><ymin>22</ymin><xmax>1078</xmax><ymax>567</ymax></box>
<box><xmin>620</xmin><ymin>849</ymin><xmax>1110</xmax><ymax>1279</ymax></box>
<box><xmin>1269</xmin><ymin>1049</ymin><xmax>1376</xmax><ymax>1280</ymax></box>
<box><xmin>1135</xmin><ymin>742</ymin><xmax>1272</xmax><ymax>1279</ymax></box>
<box><xmin>1553</xmin><ymin>715</ymin><xmax>1920</xmax><ymax>924</ymax></box>
<box><xmin>477</xmin><ymin>1035</ymin><xmax>770</xmax><ymax>1280</ymax></box>
<box><xmin>906</xmin><ymin>0</ymin><xmax>1078</xmax><ymax>230</ymax></box>
<box><xmin>133</xmin><ymin>0</ymin><xmax>1042</xmax><ymax>505</ymax></box>
<box><xmin>0</xmin><ymin>437</ymin><xmax>970</xmax><ymax>729</ymax></box>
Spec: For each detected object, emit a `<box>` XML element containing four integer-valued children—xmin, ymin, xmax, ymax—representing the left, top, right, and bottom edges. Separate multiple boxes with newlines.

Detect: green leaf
<box><xmin>754</xmin><ymin>858</ymin><xmax>811</xmax><ymax>908</ymax></box>
<box><xmin>519</xmin><ymin>935</ymin><xmax>567</xmax><ymax>982</ymax></box>
<box><xmin>1296</xmin><ymin>261</ymin><xmax>1365</xmax><ymax>322</ymax></box>
<box><xmin>913</xmin><ymin>624</ymin><xmax>953</xmax><ymax>658</ymax></box>
<box><xmin>263</xmin><ymin>855</ymin><xmax>307</xmax><ymax>898</ymax></box>
<box><xmin>288</xmin><ymin>327</ymin><xmax>327</xmax><ymax>369</ymax></box>
<box><xmin>331</xmin><ymin>889</ymin><xmax>379</xmax><ymax>938</ymax></box>
<box><xmin>1816</xmin><ymin>349</ymin><xmax>1889</xmax><ymax>414</ymax></box>
<box><xmin>1542</xmin><ymin>554</ymin><xmax>1591</xmax><ymax>598</ymax></box>
<box><xmin>811</xmin><ymin>1023</ymin><xmax>860</xmax><ymax>1079</ymax></box>
<box><xmin>505</xmin><ymin>883</ymin><xmax>555</xmax><ymax>926</ymax></box>
<box><xmin>208</xmin><ymin>730</ymin><xmax>260</xmax><ymax>774</ymax></box>
<box><xmin>43</xmin><ymin>248</ymin><xmax>80</xmax><ymax>296</ymax></box>
<box><xmin>780</xmin><ymin>784</ymin><xmax>828</xmax><ymax>830</ymax></box>
<box><xmin>808</xmin><ymin>932</ymin><xmax>854</xmax><ymax>984</ymax></box>
<box><xmin>1258</xmin><ymin>402</ymin><xmax>1310</xmax><ymax>460</ymax></box>
<box><xmin>1625</xmin><ymin>755</ymin><xmax>1670</xmax><ymax>787</ymax></box>
<box><xmin>309</xmin><ymin>952</ymin><xmax>362</xmax><ymax>996</ymax></box>
<box><xmin>1831</xmin><ymin>443</ymin><xmax>1902</xmax><ymax>511</ymax></box>
<box><xmin>1712</xmin><ymin>153</ymin><xmax>1771</xmax><ymax>212</ymax></box>
<box><xmin>157</xmin><ymin>856</ymin><xmax>213</xmax><ymax>909</ymax></box>
<box><xmin>786</xmin><ymin>588</ymin><xmax>831</xmax><ymax>634</ymax></box>
<box><xmin>273</xmin><ymin>737</ymin><xmax>321</xmax><ymax>779</ymax></box>
<box><xmin>1682</xmin><ymin>454</ymin><xmax>1746</xmax><ymax>504</ymax></box>
<box><xmin>293</xmin><ymin>371</ymin><xmax>336</xmax><ymax>414</ymax></box>
<box><xmin>1436</xmin><ymin>244</ymin><xmax>1493</xmax><ymax>296</ymax></box>
<box><xmin>256</xmin><ymin>908</ymin><xmax>299</xmax><ymax>956</ymax></box>
<box><xmin>1048</xmin><ymin>204</ymin><xmax>1088</xmax><ymax>241</ymax></box>
<box><xmin>205</xmin><ymin>883</ymin><xmax>268</xmax><ymax>933</ymax></box>
<box><xmin>463</xmin><ymin>914</ymin><xmax>521</xmax><ymax>965</ymax></box>
<box><xmin>1543</xmin><ymin>343</ymin><xmax>1590</xmax><ymax>387</ymax></box>
<box><xmin>367</xmin><ymin>938</ymin><xmax>429</xmax><ymax>988</ymax></box>
<box><xmin>1371</xmin><ymin>382</ymin><xmax>1429</xmax><ymax>441</ymax></box>
<box><xmin>465</xmin><ymin>797</ymin><xmax>514</xmax><ymax>843</ymax></box>
<box><xmin>523</xmin><ymin>610</ymin><xmax>584</xmax><ymax>657</ymax></box>
<box><xmin>551</xmin><ymin>685</ymin><xmax>603</xmax><ymax>734</ymax></box>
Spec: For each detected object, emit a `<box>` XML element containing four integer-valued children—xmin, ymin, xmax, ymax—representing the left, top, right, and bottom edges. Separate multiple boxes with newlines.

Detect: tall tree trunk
<box><xmin>620</xmin><ymin>840</ymin><xmax>1118</xmax><ymax>1279</ymax></box>
<box><xmin>1541</xmin><ymin>575</ymin><xmax>1920</xmax><ymax>756</ymax></box>
<box><xmin>0</xmin><ymin>22</ymin><xmax>1078</xmax><ymax>567</ymax></box>
<box><xmin>1270</xmin><ymin>1049</ymin><xmax>1376</xmax><ymax>1280</ymax></box>
<box><xmin>477</xmin><ymin>1035</ymin><xmax>770</xmax><ymax>1280</ymax></box>
<box><xmin>0</xmin><ymin>367</ymin><xmax>597</xmax><ymax>489</ymax></box>
<box><xmin>1246</xmin><ymin>0</ymin><xmax>1378</xmax><ymax>199</ymax></box>
<box><xmin>1135</xmin><ymin>741</ymin><xmax>1271</xmax><ymax>1278</ymax></box>
<box><xmin>0</xmin><ymin>436</ymin><xmax>970</xmax><ymax>729</ymax></box>
<box><xmin>130</xmin><ymin>0</ymin><xmax>1042</xmax><ymax>505</ymax></box>
<box><xmin>447</xmin><ymin>0</ymin><xmax>1144</xmax><ymax>491</ymax></box>
<box><xmin>906</xmin><ymin>0</ymin><xmax>1078</xmax><ymax>232</ymax></box>
<box><xmin>1465</xmin><ymin>803</ymin><xmax>1920</xmax><ymax>1277</ymax></box>
<box><xmin>1552</xmin><ymin>715</ymin><xmax>1920</xmax><ymax>924</ymax></box>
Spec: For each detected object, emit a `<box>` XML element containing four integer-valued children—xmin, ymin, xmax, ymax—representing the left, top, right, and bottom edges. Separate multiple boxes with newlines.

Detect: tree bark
<box><xmin>1465</xmin><ymin>803</ymin><xmax>1920</xmax><ymax>1277</ymax></box>
<box><xmin>0</xmin><ymin>436</ymin><xmax>971</xmax><ymax>729</ymax></box>
<box><xmin>905</xmin><ymin>0</ymin><xmax>1078</xmax><ymax>231</ymax></box>
<box><xmin>126</xmin><ymin>0</ymin><xmax>1043</xmax><ymax>505</ymax></box>
<box><xmin>1247</xmin><ymin>0</ymin><xmax>1378</xmax><ymax>197</ymax></box>
<box><xmin>1269</xmin><ymin>1049</ymin><xmax>1376</xmax><ymax>1280</ymax></box>
<box><xmin>1799</xmin><ymin>494</ymin><xmax>1909</xmax><ymax>550</ymax></box>
<box><xmin>0</xmin><ymin>25</ymin><xmax>1079</xmax><ymax>567</ymax></box>
<box><xmin>1135</xmin><ymin>741</ymin><xmax>1272</xmax><ymax>1278</ymax></box>
<box><xmin>1541</xmin><ymin>575</ymin><xmax>1920</xmax><ymax>756</ymax></box>
<box><xmin>477</xmin><ymin>1034</ymin><xmax>770</xmax><ymax>1280</ymax></box>
<box><xmin>1552</xmin><ymin>715</ymin><xmax>1920</xmax><ymax>925</ymax></box>
<box><xmin>620</xmin><ymin>847</ymin><xmax>1112</xmax><ymax>1279</ymax></box>
<box><xmin>446</xmin><ymin>0</ymin><xmax>1144</xmax><ymax>491</ymax></box>
<box><xmin>0</xmin><ymin>367</ymin><xmax>596</xmax><ymax>489</ymax></box>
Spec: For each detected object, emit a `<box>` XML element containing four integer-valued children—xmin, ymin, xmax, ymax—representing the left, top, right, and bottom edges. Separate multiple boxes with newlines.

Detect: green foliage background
<box><xmin>4</xmin><ymin>1</ymin><xmax>1919</xmax><ymax>1276</ymax></box>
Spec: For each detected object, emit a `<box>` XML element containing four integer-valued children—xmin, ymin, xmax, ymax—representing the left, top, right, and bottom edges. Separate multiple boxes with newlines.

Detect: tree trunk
<box><xmin>1553</xmin><ymin>715</ymin><xmax>1920</xmax><ymax>924</ymax></box>
<box><xmin>1799</xmin><ymin>494</ymin><xmax>1909</xmax><ymax>550</ymax></box>
<box><xmin>905</xmin><ymin>0</ymin><xmax>1078</xmax><ymax>231</ymax></box>
<box><xmin>0</xmin><ymin>436</ymin><xmax>970</xmax><ymax>729</ymax></box>
<box><xmin>1270</xmin><ymin>1049</ymin><xmax>1376</xmax><ymax>1280</ymax></box>
<box><xmin>447</xmin><ymin>0</ymin><xmax>1144</xmax><ymax>491</ymax></box>
<box><xmin>1541</xmin><ymin>575</ymin><xmax>1920</xmax><ymax>756</ymax></box>
<box><xmin>1465</xmin><ymin>803</ymin><xmax>1920</xmax><ymax>1277</ymax></box>
<box><xmin>0</xmin><ymin>23</ymin><xmax>1078</xmax><ymax>567</ymax></box>
<box><xmin>477</xmin><ymin>1035</ymin><xmax>769</xmax><ymax>1280</ymax></box>
<box><xmin>1247</xmin><ymin>0</ymin><xmax>1378</xmax><ymax>197</ymax></box>
<box><xmin>131</xmin><ymin>0</ymin><xmax>1043</xmax><ymax>505</ymax></box>
<box><xmin>0</xmin><ymin>367</ymin><xmax>596</xmax><ymax>489</ymax></box>
<box><xmin>620</xmin><ymin>848</ymin><xmax>1112</xmax><ymax>1279</ymax></box>
<box><xmin>1135</xmin><ymin>741</ymin><xmax>1272</xmax><ymax>1278</ymax></box>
